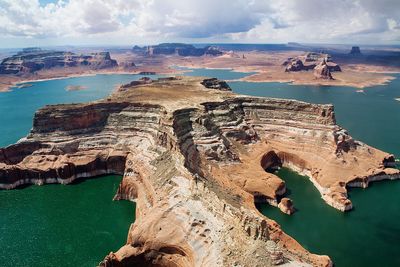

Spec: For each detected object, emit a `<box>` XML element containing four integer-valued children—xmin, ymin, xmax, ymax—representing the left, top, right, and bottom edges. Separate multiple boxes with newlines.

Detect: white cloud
<box><xmin>0</xmin><ymin>0</ymin><xmax>399</xmax><ymax>45</ymax></box>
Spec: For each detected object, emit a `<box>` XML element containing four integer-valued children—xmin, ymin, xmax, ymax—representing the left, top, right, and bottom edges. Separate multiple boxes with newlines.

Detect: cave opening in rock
<box><xmin>260</xmin><ymin>151</ymin><xmax>282</xmax><ymax>173</ymax></box>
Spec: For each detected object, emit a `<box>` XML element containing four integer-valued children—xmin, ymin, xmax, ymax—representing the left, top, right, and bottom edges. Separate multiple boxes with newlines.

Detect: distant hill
<box><xmin>0</xmin><ymin>48</ymin><xmax>118</xmax><ymax>75</ymax></box>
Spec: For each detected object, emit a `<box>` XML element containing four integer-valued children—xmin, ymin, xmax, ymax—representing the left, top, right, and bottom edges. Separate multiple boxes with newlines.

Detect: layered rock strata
<box><xmin>133</xmin><ymin>43</ymin><xmax>223</xmax><ymax>57</ymax></box>
<box><xmin>1</xmin><ymin>77</ymin><xmax>398</xmax><ymax>266</ymax></box>
<box><xmin>284</xmin><ymin>52</ymin><xmax>341</xmax><ymax>75</ymax></box>
<box><xmin>0</xmin><ymin>48</ymin><xmax>118</xmax><ymax>74</ymax></box>
<box><xmin>313</xmin><ymin>60</ymin><xmax>333</xmax><ymax>80</ymax></box>
<box><xmin>278</xmin><ymin>198</ymin><xmax>295</xmax><ymax>215</ymax></box>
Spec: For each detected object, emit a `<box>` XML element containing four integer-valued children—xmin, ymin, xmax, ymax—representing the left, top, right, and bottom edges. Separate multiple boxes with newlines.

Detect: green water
<box><xmin>0</xmin><ymin>74</ymin><xmax>152</xmax><ymax>266</ymax></box>
<box><xmin>257</xmin><ymin>169</ymin><xmax>400</xmax><ymax>267</ymax></box>
<box><xmin>228</xmin><ymin>74</ymin><xmax>400</xmax><ymax>267</ymax></box>
<box><xmin>1</xmin><ymin>69</ymin><xmax>399</xmax><ymax>266</ymax></box>
<box><xmin>183</xmin><ymin>69</ymin><xmax>400</xmax><ymax>266</ymax></box>
<box><xmin>0</xmin><ymin>175</ymin><xmax>134</xmax><ymax>267</ymax></box>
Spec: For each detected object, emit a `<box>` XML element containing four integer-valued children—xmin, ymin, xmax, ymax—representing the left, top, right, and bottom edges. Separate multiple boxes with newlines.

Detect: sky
<box><xmin>0</xmin><ymin>0</ymin><xmax>399</xmax><ymax>48</ymax></box>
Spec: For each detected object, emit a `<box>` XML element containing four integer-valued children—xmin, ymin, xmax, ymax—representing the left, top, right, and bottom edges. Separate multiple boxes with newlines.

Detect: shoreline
<box><xmin>0</xmin><ymin>69</ymin><xmax>181</xmax><ymax>93</ymax></box>
<box><xmin>170</xmin><ymin>61</ymin><xmax>398</xmax><ymax>88</ymax></box>
<box><xmin>1</xmin><ymin>62</ymin><xmax>398</xmax><ymax>93</ymax></box>
<box><xmin>237</xmin><ymin>74</ymin><xmax>396</xmax><ymax>88</ymax></box>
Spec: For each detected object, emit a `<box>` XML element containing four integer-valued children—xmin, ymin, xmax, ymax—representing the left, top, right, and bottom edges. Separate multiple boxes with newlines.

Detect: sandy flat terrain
<box><xmin>1</xmin><ymin>49</ymin><xmax>399</xmax><ymax>92</ymax></box>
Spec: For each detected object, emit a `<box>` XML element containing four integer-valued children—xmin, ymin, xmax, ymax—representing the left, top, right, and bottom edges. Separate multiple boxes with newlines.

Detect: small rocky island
<box><xmin>0</xmin><ymin>47</ymin><xmax>118</xmax><ymax>75</ymax></box>
<box><xmin>0</xmin><ymin>76</ymin><xmax>398</xmax><ymax>266</ymax></box>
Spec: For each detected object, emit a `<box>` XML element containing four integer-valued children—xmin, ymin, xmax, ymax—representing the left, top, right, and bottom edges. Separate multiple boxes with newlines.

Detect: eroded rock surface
<box><xmin>314</xmin><ymin>59</ymin><xmax>333</xmax><ymax>80</ymax></box>
<box><xmin>284</xmin><ymin>52</ymin><xmax>341</xmax><ymax>74</ymax></box>
<box><xmin>0</xmin><ymin>48</ymin><xmax>118</xmax><ymax>74</ymax></box>
<box><xmin>278</xmin><ymin>198</ymin><xmax>295</xmax><ymax>215</ymax></box>
<box><xmin>132</xmin><ymin>43</ymin><xmax>223</xmax><ymax>57</ymax></box>
<box><xmin>1</xmin><ymin>76</ymin><xmax>398</xmax><ymax>266</ymax></box>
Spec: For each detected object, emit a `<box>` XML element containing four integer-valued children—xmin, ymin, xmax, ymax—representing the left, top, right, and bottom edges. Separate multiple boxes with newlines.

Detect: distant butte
<box><xmin>350</xmin><ymin>46</ymin><xmax>362</xmax><ymax>55</ymax></box>
<box><xmin>132</xmin><ymin>43</ymin><xmax>224</xmax><ymax>57</ymax></box>
<box><xmin>0</xmin><ymin>48</ymin><xmax>118</xmax><ymax>75</ymax></box>
<box><xmin>1</xmin><ymin>76</ymin><xmax>398</xmax><ymax>266</ymax></box>
<box><xmin>283</xmin><ymin>52</ymin><xmax>341</xmax><ymax>79</ymax></box>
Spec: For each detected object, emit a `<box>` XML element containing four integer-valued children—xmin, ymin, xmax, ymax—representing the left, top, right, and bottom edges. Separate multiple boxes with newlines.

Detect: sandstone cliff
<box><xmin>314</xmin><ymin>59</ymin><xmax>333</xmax><ymax>80</ymax></box>
<box><xmin>1</xmin><ymin>77</ymin><xmax>398</xmax><ymax>266</ymax></box>
<box><xmin>133</xmin><ymin>43</ymin><xmax>223</xmax><ymax>57</ymax></box>
<box><xmin>284</xmin><ymin>52</ymin><xmax>341</xmax><ymax>75</ymax></box>
<box><xmin>0</xmin><ymin>48</ymin><xmax>118</xmax><ymax>75</ymax></box>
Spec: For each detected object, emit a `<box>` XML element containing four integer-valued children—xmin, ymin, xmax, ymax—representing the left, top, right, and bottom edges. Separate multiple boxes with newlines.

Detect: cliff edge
<box><xmin>1</xmin><ymin>77</ymin><xmax>398</xmax><ymax>266</ymax></box>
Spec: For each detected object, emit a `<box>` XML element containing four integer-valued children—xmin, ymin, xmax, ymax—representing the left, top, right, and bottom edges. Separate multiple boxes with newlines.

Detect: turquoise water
<box><xmin>177</xmin><ymin>68</ymin><xmax>400</xmax><ymax>266</ymax></box>
<box><xmin>230</xmin><ymin>76</ymin><xmax>400</xmax><ymax>157</ymax></box>
<box><xmin>0</xmin><ymin>74</ymin><xmax>160</xmax><ymax>147</ymax></box>
<box><xmin>1</xmin><ymin>70</ymin><xmax>399</xmax><ymax>266</ymax></box>
<box><xmin>0</xmin><ymin>74</ymin><xmax>154</xmax><ymax>266</ymax></box>
<box><xmin>228</xmin><ymin>75</ymin><xmax>400</xmax><ymax>266</ymax></box>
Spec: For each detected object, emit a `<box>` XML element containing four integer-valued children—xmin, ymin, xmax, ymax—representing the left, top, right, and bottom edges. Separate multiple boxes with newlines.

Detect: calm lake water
<box><xmin>0</xmin><ymin>70</ymin><xmax>399</xmax><ymax>266</ymax></box>
<box><xmin>0</xmin><ymin>74</ymin><xmax>157</xmax><ymax>266</ymax></box>
<box><xmin>0</xmin><ymin>175</ymin><xmax>133</xmax><ymax>267</ymax></box>
<box><xmin>183</xmin><ymin>68</ymin><xmax>400</xmax><ymax>266</ymax></box>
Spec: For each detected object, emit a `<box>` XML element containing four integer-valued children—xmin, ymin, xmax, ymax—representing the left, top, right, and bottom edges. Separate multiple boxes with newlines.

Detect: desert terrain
<box><xmin>1</xmin><ymin>44</ymin><xmax>400</xmax><ymax>92</ymax></box>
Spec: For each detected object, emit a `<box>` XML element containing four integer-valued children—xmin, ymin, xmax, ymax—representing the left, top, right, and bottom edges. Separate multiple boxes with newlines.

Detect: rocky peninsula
<box><xmin>0</xmin><ymin>76</ymin><xmax>398</xmax><ymax>266</ymax></box>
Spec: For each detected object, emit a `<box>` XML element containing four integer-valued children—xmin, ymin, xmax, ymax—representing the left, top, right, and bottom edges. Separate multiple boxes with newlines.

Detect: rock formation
<box><xmin>1</xmin><ymin>76</ymin><xmax>398</xmax><ymax>266</ymax></box>
<box><xmin>278</xmin><ymin>198</ymin><xmax>295</xmax><ymax>215</ymax></box>
<box><xmin>133</xmin><ymin>43</ymin><xmax>224</xmax><ymax>57</ymax></box>
<box><xmin>0</xmin><ymin>48</ymin><xmax>118</xmax><ymax>75</ymax></box>
<box><xmin>284</xmin><ymin>52</ymin><xmax>341</xmax><ymax>73</ymax></box>
<box><xmin>200</xmin><ymin>78</ymin><xmax>231</xmax><ymax>91</ymax></box>
<box><xmin>350</xmin><ymin>46</ymin><xmax>362</xmax><ymax>55</ymax></box>
<box><xmin>285</xmin><ymin>59</ymin><xmax>311</xmax><ymax>72</ymax></box>
<box><xmin>314</xmin><ymin>59</ymin><xmax>333</xmax><ymax>80</ymax></box>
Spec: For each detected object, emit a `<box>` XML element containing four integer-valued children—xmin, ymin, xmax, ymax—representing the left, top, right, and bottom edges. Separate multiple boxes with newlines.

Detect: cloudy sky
<box><xmin>0</xmin><ymin>0</ymin><xmax>399</xmax><ymax>48</ymax></box>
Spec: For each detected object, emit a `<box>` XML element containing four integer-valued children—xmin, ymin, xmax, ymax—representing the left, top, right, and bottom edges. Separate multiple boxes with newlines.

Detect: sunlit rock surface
<box><xmin>1</xmin><ymin>76</ymin><xmax>398</xmax><ymax>266</ymax></box>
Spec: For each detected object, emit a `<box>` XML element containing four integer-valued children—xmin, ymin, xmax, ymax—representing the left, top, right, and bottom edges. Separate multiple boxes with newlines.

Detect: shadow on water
<box><xmin>258</xmin><ymin>167</ymin><xmax>400</xmax><ymax>267</ymax></box>
<box><xmin>0</xmin><ymin>74</ymin><xmax>149</xmax><ymax>267</ymax></box>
